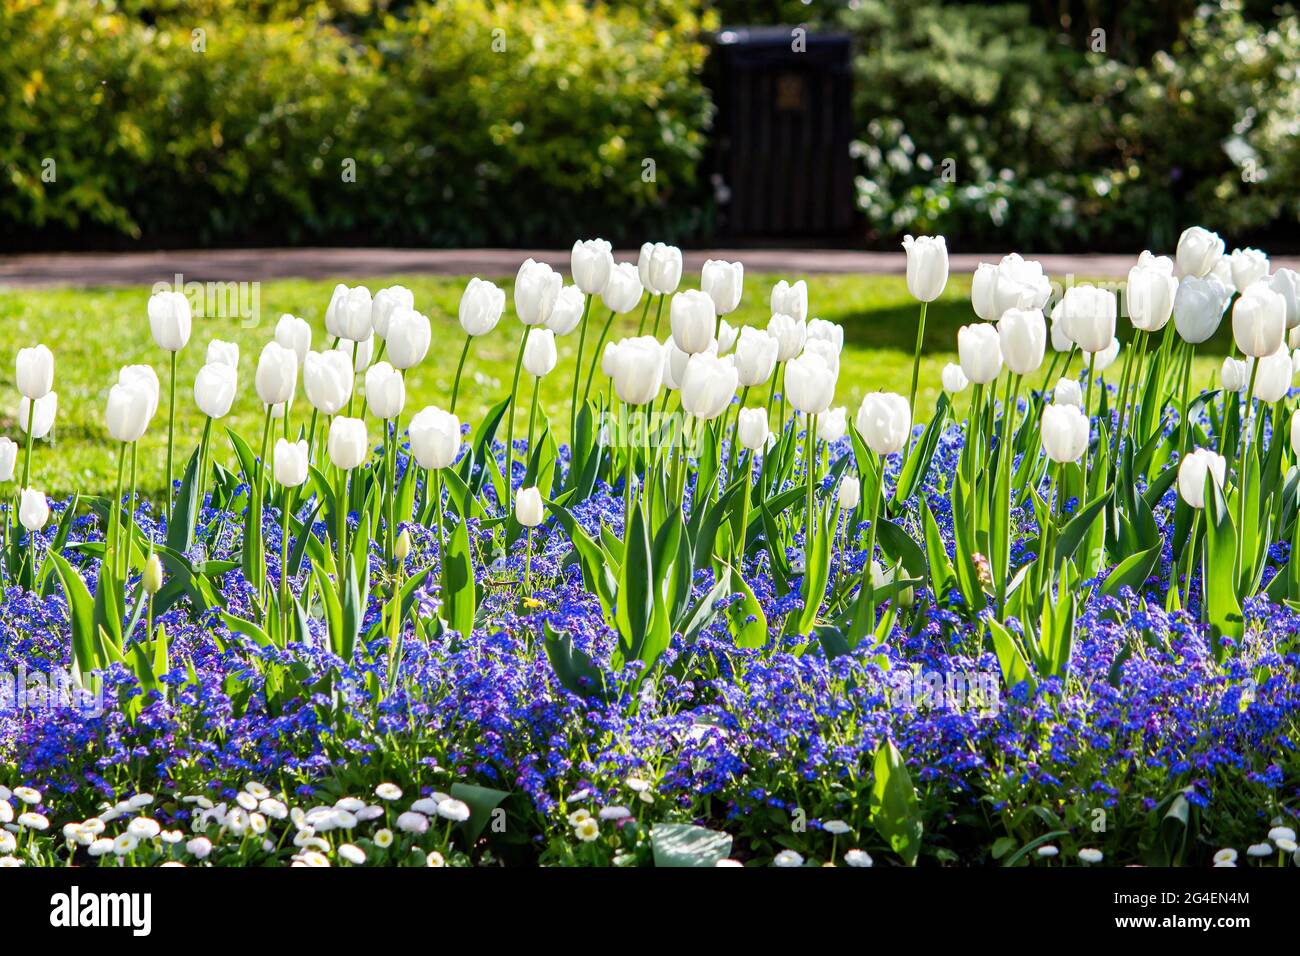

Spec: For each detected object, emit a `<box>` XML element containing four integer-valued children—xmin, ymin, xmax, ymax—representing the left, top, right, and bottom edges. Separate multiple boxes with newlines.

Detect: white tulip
<box><xmin>701</xmin><ymin>259</ymin><xmax>743</xmax><ymax>315</ymax></box>
<box><xmin>371</xmin><ymin>286</ymin><xmax>414</xmax><ymax>340</ymax></box>
<box><xmin>1212</xmin><ymin>257</ymin><xmax>1237</xmax><ymax>293</ymax></box>
<box><xmin>767</xmin><ymin>312</ymin><xmax>807</xmax><ymax>362</ymax></box>
<box><xmin>364</xmin><ymin>362</ymin><xmax>405</xmax><ymax>419</ymax></box>
<box><xmin>148</xmin><ymin>290</ymin><xmax>192</xmax><ymax>352</ymax></box>
<box><xmin>734</xmin><ymin>326</ymin><xmax>779</xmax><ymax>387</ymax></box>
<box><xmin>998</xmin><ymin>307</ymin><xmax>1047</xmax><ymax>375</ymax></box>
<box><xmin>15</xmin><ymin>344</ymin><xmax>54</xmax><ymax>401</ymax></box>
<box><xmin>545</xmin><ymin>286</ymin><xmax>586</xmax><ymax>335</ymax></box>
<box><xmin>1268</xmin><ymin>268</ymin><xmax>1300</xmax><ymax>330</ymax></box>
<box><xmin>838</xmin><ymin>475</ymin><xmax>861</xmax><ymax>510</ymax></box>
<box><xmin>194</xmin><ymin>363</ymin><xmax>237</xmax><ymax>419</ymax></box>
<box><xmin>957</xmin><ymin>323</ymin><xmax>1002</xmax><ymax>384</ymax></box>
<box><xmin>1060</xmin><ymin>286</ymin><xmax>1116</xmax><ymax>353</ymax></box>
<box><xmin>515</xmin><ymin>486</ymin><xmax>545</xmax><ymax>528</ymax></box>
<box><xmin>341</xmin><ymin>334</ymin><xmax>374</xmax><ymax>373</ymax></box>
<box><xmin>1177</xmin><ymin>447</ymin><xmax>1226</xmax><ymax>509</ymax></box>
<box><xmin>327</xmin><ymin>285</ymin><xmax>373</xmax><ymax>342</ymax></box>
<box><xmin>255</xmin><ymin>342</ymin><xmax>298</xmax><ymax>406</ymax></box>
<box><xmin>1049</xmin><ymin>299</ymin><xmax>1073</xmax><ymax>352</ymax></box>
<box><xmin>275</xmin><ymin>314</ymin><xmax>312</xmax><ymax>365</ymax></box>
<box><xmin>1232</xmin><ymin>281</ymin><xmax>1287</xmax><ymax>358</ymax></box>
<box><xmin>205</xmin><ymin>339</ymin><xmax>239</xmax><ymax>369</ymax></box>
<box><xmin>19</xmin><ymin>487</ymin><xmax>48</xmax><ymax>531</ymax></box>
<box><xmin>522</xmin><ymin>328</ymin><xmax>558</xmax><ymax>378</ymax></box>
<box><xmin>1040</xmin><ymin>403</ymin><xmax>1089</xmax><ymax>463</ymax></box>
<box><xmin>459</xmin><ymin>278</ymin><xmax>505</xmax><ymax>337</ymax></box>
<box><xmin>1253</xmin><ymin>346</ymin><xmax>1292</xmax><ymax>404</ymax></box>
<box><xmin>717</xmin><ymin>319</ymin><xmax>739</xmax><ymax>355</ymax></box>
<box><xmin>600</xmin><ymin>262</ymin><xmax>643</xmax><ymax>315</ymax></box>
<box><xmin>1093</xmin><ymin>337</ymin><xmax>1120</xmax><ymax>373</ymax></box>
<box><xmin>1175</xmin><ymin>226</ymin><xmax>1225</xmax><ymax>277</ymax></box>
<box><xmin>1174</xmin><ymin>275</ymin><xmax>1232</xmax><ymax>344</ymax></box>
<box><xmin>571</xmin><ymin>238</ymin><xmax>613</xmax><ymax>295</ymax></box>
<box><xmin>1228</xmin><ymin>247</ymin><xmax>1270</xmax><ymax>292</ymax></box>
<box><xmin>610</xmin><ymin>336</ymin><xmax>664</xmax><ymax>406</ymax></box>
<box><xmin>1126</xmin><ymin>252</ymin><xmax>1178</xmax><ymax>332</ymax></box>
<box><xmin>971</xmin><ymin>254</ymin><xmax>1051</xmax><ymax>321</ymax></box>
<box><xmin>18</xmin><ymin>392</ymin><xmax>56</xmax><ymax>440</ymax></box>
<box><xmin>770</xmin><ymin>279</ymin><xmax>808</xmax><ymax>323</ymax></box>
<box><xmin>1220</xmin><ymin>356</ymin><xmax>1249</xmax><ymax>393</ymax></box>
<box><xmin>303</xmin><ymin>350</ymin><xmax>354</xmax><ymax>416</ymax></box>
<box><xmin>785</xmin><ymin>351</ymin><xmax>836</xmax><ymax>416</ymax></box>
<box><xmin>385</xmin><ymin>307</ymin><xmax>431</xmax><ymax>370</ymax></box>
<box><xmin>638</xmin><ymin>242</ymin><xmax>682</xmax><ymax>296</ymax></box>
<box><xmin>856</xmin><ymin>392</ymin><xmax>911</xmax><ymax>456</ymax></box>
<box><xmin>274</xmin><ymin>438</ymin><xmax>310</xmax><ymax>488</ymax></box>
<box><xmin>817</xmin><ymin>406</ymin><xmax>847</xmax><ymax>443</ymax></box>
<box><xmin>670</xmin><ymin>290</ymin><xmax>716</xmax><ymax>354</ymax></box>
<box><xmin>515</xmin><ymin>259</ymin><xmax>562</xmax><ymax>326</ymax></box>
<box><xmin>680</xmin><ymin>352</ymin><xmax>739</xmax><ymax>421</ymax></box>
<box><xmin>408</xmin><ymin>406</ymin><xmax>461</xmax><ymax>470</ymax></box>
<box><xmin>0</xmin><ymin>437</ymin><xmax>15</xmax><ymax>482</ymax></box>
<box><xmin>806</xmin><ymin>318</ymin><xmax>844</xmax><ymax>352</ymax></box>
<box><xmin>941</xmin><ymin>362</ymin><xmax>969</xmax><ymax>394</ymax></box>
<box><xmin>601</xmin><ymin>341</ymin><xmax>622</xmax><ymax>377</ymax></box>
<box><xmin>327</xmin><ymin>416</ymin><xmax>369</xmax><ymax>471</ymax></box>
<box><xmin>902</xmin><ymin>234</ymin><xmax>949</xmax><ymax>302</ymax></box>
<box><xmin>1053</xmin><ymin>378</ymin><xmax>1084</xmax><ymax>408</ymax></box>
<box><xmin>736</xmin><ymin>407</ymin><xmax>769</xmax><ymax>450</ymax></box>
<box><xmin>118</xmin><ymin>365</ymin><xmax>160</xmax><ymax>420</ymax></box>
<box><xmin>802</xmin><ymin>337</ymin><xmax>841</xmax><ymax>377</ymax></box>
<box><xmin>661</xmin><ymin>337</ymin><xmax>704</xmax><ymax>391</ymax></box>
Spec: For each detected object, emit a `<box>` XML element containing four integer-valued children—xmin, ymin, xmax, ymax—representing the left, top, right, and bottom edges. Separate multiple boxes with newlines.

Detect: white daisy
<box><xmin>823</xmin><ymin>820</ymin><xmax>852</xmax><ymax>836</ymax></box>
<box><xmin>13</xmin><ymin>787</ymin><xmax>42</xmax><ymax>805</ymax></box>
<box><xmin>396</xmin><ymin>811</ymin><xmax>429</xmax><ymax>834</ymax></box>
<box><xmin>374</xmin><ymin>828</ymin><xmax>394</xmax><ymax>848</ymax></box>
<box><xmin>1078</xmin><ymin>848</ymin><xmax>1103</xmax><ymax>864</ymax></box>
<box><xmin>844</xmin><ymin>849</ymin><xmax>874</xmax><ymax>867</ymax></box>
<box><xmin>1213</xmin><ymin>848</ymin><xmax>1238</xmax><ymax>864</ymax></box>
<box><xmin>17</xmin><ymin>812</ymin><xmax>48</xmax><ymax>831</ymax></box>
<box><xmin>1247</xmin><ymin>843</ymin><xmax>1273</xmax><ymax>858</ymax></box>
<box><xmin>338</xmin><ymin>843</ymin><xmax>367</xmax><ymax>865</ymax></box>
<box><xmin>375</xmin><ymin>783</ymin><xmax>403</xmax><ymax>801</ymax></box>
<box><xmin>597</xmin><ymin>805</ymin><xmax>631</xmax><ymax>822</ymax></box>
<box><xmin>437</xmin><ymin>799</ymin><xmax>470</xmax><ymax>823</ymax></box>
<box><xmin>574</xmin><ymin>817</ymin><xmax>600</xmax><ymax>842</ymax></box>
<box><xmin>774</xmin><ymin>849</ymin><xmax>804</xmax><ymax>868</ymax></box>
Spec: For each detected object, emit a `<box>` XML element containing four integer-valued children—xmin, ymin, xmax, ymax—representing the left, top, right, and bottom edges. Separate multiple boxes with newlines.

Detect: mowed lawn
<box><xmin>0</xmin><ymin>272</ymin><xmax>1231</xmax><ymax>496</ymax></box>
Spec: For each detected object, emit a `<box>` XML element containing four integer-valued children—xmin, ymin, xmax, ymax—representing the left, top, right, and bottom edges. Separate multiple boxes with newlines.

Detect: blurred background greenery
<box><xmin>2</xmin><ymin>0</ymin><xmax>1297</xmax><ymax>251</ymax></box>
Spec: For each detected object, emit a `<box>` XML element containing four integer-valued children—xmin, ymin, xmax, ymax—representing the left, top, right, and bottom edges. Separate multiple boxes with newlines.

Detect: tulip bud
<box><xmin>609</xmin><ymin>336</ymin><xmax>664</xmax><ymax>406</ymax></box>
<box><xmin>275</xmin><ymin>314</ymin><xmax>313</xmax><ymax>365</ymax></box>
<box><xmin>328</xmin><ymin>285</ymin><xmax>374</xmax><ymax>342</ymax></box>
<box><xmin>408</xmin><ymin>406</ymin><xmax>461</xmax><ymax>470</ymax></box>
<box><xmin>19</xmin><ymin>487</ymin><xmax>48</xmax><ymax>532</ymax></box>
<box><xmin>1228</xmin><ymin>247</ymin><xmax>1270</xmax><ymax>292</ymax></box>
<box><xmin>701</xmin><ymin>259</ymin><xmax>744</xmax><ymax>316</ymax></box>
<box><xmin>601</xmin><ymin>341</ymin><xmax>622</xmax><ymax>377</ymax></box>
<box><xmin>1176</xmin><ymin>226</ymin><xmax>1225</xmax><ymax>278</ymax></box>
<box><xmin>638</xmin><ymin>242</ymin><xmax>683</xmax><ymax>296</ymax></box>
<box><xmin>971</xmin><ymin>254</ymin><xmax>1050</xmax><ymax>322</ymax></box>
<box><xmin>957</xmin><ymin>323</ymin><xmax>1003</xmax><ymax>384</ymax></box>
<box><xmin>1177</xmin><ymin>447</ymin><xmax>1226</xmax><ymax>510</ymax></box>
<box><xmin>856</xmin><ymin>392</ymin><xmax>911</xmax><ymax>456</ymax></box>
<box><xmin>1126</xmin><ymin>252</ymin><xmax>1178</xmax><ymax>332</ymax></box>
<box><xmin>837</xmin><ymin>475</ymin><xmax>860</xmax><ymax>510</ymax></box>
<box><xmin>515</xmin><ymin>486</ymin><xmax>544</xmax><ymax>528</ymax></box>
<box><xmin>571</xmin><ymin>238</ymin><xmax>613</xmax><ymax>295</ymax></box>
<box><xmin>15</xmin><ymin>344</ymin><xmax>54</xmax><ymax>401</ymax></box>
<box><xmin>1173</xmin><ymin>275</ymin><xmax>1231</xmax><ymax>344</ymax></box>
<box><xmin>364</xmin><ymin>362</ymin><xmax>406</xmax><ymax>420</ymax></box>
<box><xmin>767</xmin><ymin>313</ymin><xmax>807</xmax><ymax>362</ymax></box>
<box><xmin>736</xmin><ymin>407</ymin><xmax>769</xmax><ymax>451</ymax></box>
<box><xmin>148</xmin><ymin>290</ymin><xmax>192</xmax><ymax>352</ymax></box>
<box><xmin>0</xmin><ymin>437</ymin><xmax>15</xmax><ymax>482</ymax></box>
<box><xmin>670</xmin><ymin>290</ymin><xmax>716</xmax><ymax>355</ymax></box>
<box><xmin>717</xmin><ymin>320</ymin><xmax>739</xmax><ymax>355</ymax></box>
<box><xmin>1232</xmin><ymin>281</ymin><xmax>1287</xmax><ymax>358</ymax></box>
<box><xmin>1040</xmin><ymin>403</ymin><xmax>1089</xmax><ymax>463</ymax></box>
<box><xmin>385</xmin><ymin>307</ymin><xmax>432</xmax><ymax>370</ymax></box>
<box><xmin>274</xmin><ymin>438</ymin><xmax>310</xmax><ymax>488</ymax></box>
<box><xmin>106</xmin><ymin>380</ymin><xmax>150</xmax><ymax>442</ymax></box>
<box><xmin>1060</xmin><ymin>286</ymin><xmax>1116</xmax><ymax>353</ymax></box>
<box><xmin>902</xmin><ymin>234</ymin><xmax>949</xmax><ymax>302</ymax></box>
<box><xmin>734</xmin><ymin>327</ymin><xmax>779</xmax><ymax>387</ymax></box>
<box><xmin>1049</xmin><ymin>300</ymin><xmax>1073</xmax><ymax>352</ymax></box>
<box><xmin>545</xmin><ymin>286</ymin><xmax>586</xmax><ymax>336</ymax></box>
<box><xmin>1220</xmin><ymin>356</ymin><xmax>1249</xmax><ymax>393</ymax></box>
<box><xmin>1269</xmin><ymin>268</ymin><xmax>1300</xmax><ymax>330</ymax></box>
<box><xmin>770</xmin><ymin>279</ymin><xmax>808</xmax><ymax>323</ymax></box>
<box><xmin>941</xmin><ymin>362</ymin><xmax>968</xmax><ymax>394</ymax></box>
<box><xmin>522</xmin><ymin>328</ymin><xmax>558</xmax><ymax>378</ymax></box>
<box><xmin>255</xmin><ymin>342</ymin><xmax>298</xmax><ymax>407</ymax></box>
<box><xmin>459</xmin><ymin>278</ymin><xmax>506</xmax><ymax>337</ymax></box>
<box><xmin>194</xmin><ymin>363</ymin><xmax>238</xmax><ymax>420</ymax></box>
<box><xmin>680</xmin><ymin>352</ymin><xmax>739</xmax><ymax>421</ymax></box>
<box><xmin>998</xmin><ymin>307</ymin><xmax>1047</xmax><ymax>375</ymax></box>
<box><xmin>303</xmin><ymin>350</ymin><xmax>354</xmax><ymax>416</ymax></box>
<box><xmin>395</xmin><ymin>529</ymin><xmax>412</xmax><ymax>562</ymax></box>
<box><xmin>19</xmin><ymin>392</ymin><xmax>57</xmax><ymax>440</ymax></box>
<box><xmin>371</xmin><ymin>285</ymin><xmax>414</xmax><ymax>340</ymax></box>
<box><xmin>601</xmin><ymin>263</ymin><xmax>644</xmax><ymax>315</ymax></box>
<box><xmin>1253</xmin><ymin>346</ymin><xmax>1292</xmax><ymax>404</ymax></box>
<box><xmin>515</xmin><ymin>259</ymin><xmax>562</xmax><ymax>326</ymax></box>
<box><xmin>785</xmin><ymin>351</ymin><xmax>837</xmax><ymax>416</ymax></box>
<box><xmin>1053</xmin><ymin>378</ymin><xmax>1083</xmax><ymax>409</ymax></box>
<box><xmin>143</xmin><ymin>553</ymin><xmax>164</xmax><ymax>595</ymax></box>
<box><xmin>328</xmin><ymin>416</ymin><xmax>369</xmax><ymax>471</ymax></box>
<box><xmin>817</xmin><ymin>406</ymin><xmax>847</xmax><ymax>443</ymax></box>
<box><xmin>204</xmin><ymin>339</ymin><xmax>239</xmax><ymax>369</ymax></box>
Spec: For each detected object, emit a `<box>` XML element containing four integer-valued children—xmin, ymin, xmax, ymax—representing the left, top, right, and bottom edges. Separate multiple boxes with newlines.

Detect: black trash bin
<box><xmin>705</xmin><ymin>26</ymin><xmax>857</xmax><ymax>241</ymax></box>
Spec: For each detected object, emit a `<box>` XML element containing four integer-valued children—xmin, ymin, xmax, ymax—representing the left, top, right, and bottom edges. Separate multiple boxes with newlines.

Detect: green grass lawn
<box><xmin>0</xmin><ymin>272</ymin><xmax>1230</xmax><ymax>496</ymax></box>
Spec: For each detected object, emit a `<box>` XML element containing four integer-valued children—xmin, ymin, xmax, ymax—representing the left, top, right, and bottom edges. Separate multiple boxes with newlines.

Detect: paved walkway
<box><xmin>2</xmin><ymin>247</ymin><xmax>1297</xmax><ymax>289</ymax></box>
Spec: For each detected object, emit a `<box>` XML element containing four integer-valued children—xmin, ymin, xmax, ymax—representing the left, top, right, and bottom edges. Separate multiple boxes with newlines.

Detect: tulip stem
<box><xmin>650</xmin><ymin>294</ymin><xmax>665</xmax><ymax>338</ymax></box>
<box><xmin>905</xmin><ymin>301</ymin><xmax>928</xmax><ymax>458</ymax></box>
<box><xmin>1109</xmin><ymin>331</ymin><xmax>1139</xmax><ymax>466</ymax></box>
<box><xmin>196</xmin><ymin>416</ymin><xmax>213</xmax><ymax>513</ymax></box>
<box><xmin>20</xmin><ymin>400</ymin><xmax>35</xmax><ymax>490</ymax></box>
<box><xmin>113</xmin><ymin>442</ymin><xmax>127</xmax><ymax>579</ymax></box>
<box><xmin>1183</xmin><ymin>509</ymin><xmax>1201</xmax><ymax>611</ymax></box>
<box><xmin>805</xmin><ymin>415</ymin><xmax>818</xmax><ymax>557</ymax></box>
<box><xmin>635</xmin><ymin>295</ymin><xmax>652</xmax><ymax>337</ymax></box>
<box><xmin>581</xmin><ymin>310</ymin><xmax>617</xmax><ymax>407</ymax></box>
<box><xmin>433</xmin><ymin>468</ymin><xmax>447</xmax><ymax>606</ymax></box>
<box><xmin>335</xmin><ymin>468</ymin><xmax>349</xmax><ymax>581</ymax></box>
<box><xmin>1083</xmin><ymin>351</ymin><xmax>1098</xmax><ymax>490</ymax></box>
<box><xmin>526</xmin><ymin>377</ymin><xmax>540</xmax><ymax>474</ymax></box>
<box><xmin>127</xmin><ymin>442</ymin><xmax>138</xmax><ymax>578</ymax></box>
<box><xmin>735</xmin><ymin>448</ymin><xmax>754</xmax><ymax>568</ymax></box>
<box><xmin>724</xmin><ymin>386</ymin><xmax>750</xmax><ymax>486</ymax></box>
<box><xmin>1178</xmin><ymin>341</ymin><xmax>1195</xmax><ymax>458</ymax></box>
<box><xmin>449</xmin><ymin>334</ymin><xmax>472</xmax><ymax>415</ymax></box>
<box><xmin>503</xmin><ymin>327</ymin><xmax>528</xmax><ymax>513</ymax></box>
<box><xmin>165</xmin><ymin>350</ymin><xmax>177</xmax><ymax>521</ymax></box>
<box><xmin>855</xmin><ymin>454</ymin><xmax>885</xmax><ymax>643</ymax></box>
<box><xmin>569</xmin><ymin>293</ymin><xmax>593</xmax><ymax>444</ymax></box>
<box><xmin>623</xmin><ymin>404</ymin><xmax>635</xmax><ymax>533</ymax></box>
<box><xmin>764</xmin><ymin>363</ymin><xmax>782</xmax><ymax>433</ymax></box>
<box><xmin>280</xmin><ymin>496</ymin><xmax>291</xmax><ymax>642</ymax></box>
<box><xmin>1235</xmin><ymin>359</ymin><xmax>1260</xmax><ymax>583</ymax></box>
<box><xmin>524</xmin><ymin>528</ymin><xmax>534</xmax><ymax>596</ymax></box>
